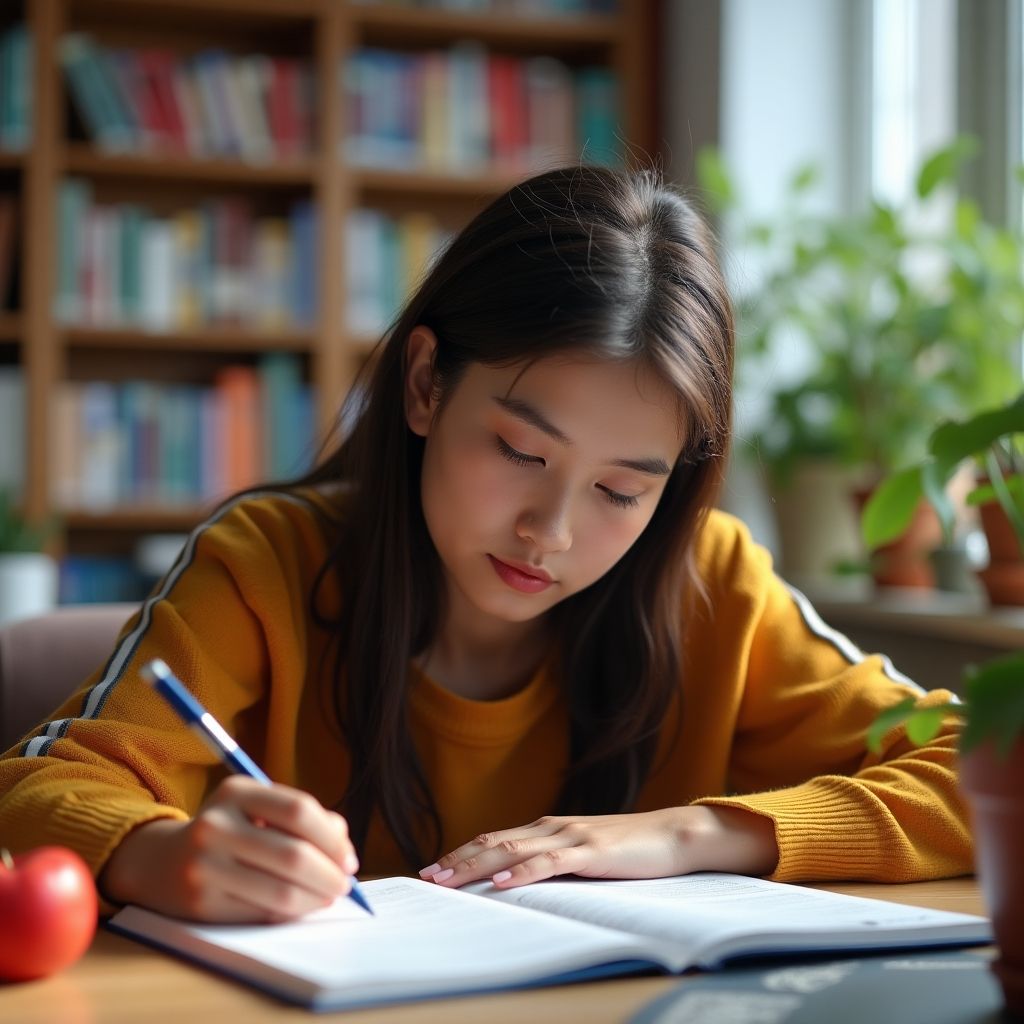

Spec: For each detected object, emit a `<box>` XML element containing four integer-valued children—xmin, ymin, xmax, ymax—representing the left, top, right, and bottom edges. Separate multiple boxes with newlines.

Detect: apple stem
<box><xmin>0</xmin><ymin>848</ymin><xmax>13</xmax><ymax>870</ymax></box>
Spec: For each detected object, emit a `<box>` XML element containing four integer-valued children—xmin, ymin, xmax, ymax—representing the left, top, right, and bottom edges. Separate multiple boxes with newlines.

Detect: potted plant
<box><xmin>0</xmin><ymin>489</ymin><xmax>58</xmax><ymax>627</ymax></box>
<box><xmin>862</xmin><ymin>394</ymin><xmax>1024</xmax><ymax>605</ymax></box>
<box><xmin>698</xmin><ymin>138</ymin><xmax>1024</xmax><ymax>586</ymax></box>
<box><xmin>868</xmin><ymin>650</ymin><xmax>1024</xmax><ymax>1016</ymax></box>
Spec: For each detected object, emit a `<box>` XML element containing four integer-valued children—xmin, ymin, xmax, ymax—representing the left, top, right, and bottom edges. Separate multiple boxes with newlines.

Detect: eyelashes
<box><xmin>494</xmin><ymin>436</ymin><xmax>640</xmax><ymax>509</ymax></box>
<box><xmin>495</xmin><ymin>435</ymin><xmax>541</xmax><ymax>467</ymax></box>
<box><xmin>599</xmin><ymin>487</ymin><xmax>640</xmax><ymax>510</ymax></box>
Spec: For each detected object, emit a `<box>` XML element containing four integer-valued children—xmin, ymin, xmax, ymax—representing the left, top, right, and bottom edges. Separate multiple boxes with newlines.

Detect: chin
<box><xmin>471</xmin><ymin>585</ymin><xmax>558</xmax><ymax>624</ymax></box>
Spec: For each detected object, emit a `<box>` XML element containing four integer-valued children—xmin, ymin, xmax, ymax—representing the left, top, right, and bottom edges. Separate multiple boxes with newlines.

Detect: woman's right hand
<box><xmin>99</xmin><ymin>776</ymin><xmax>359</xmax><ymax>922</ymax></box>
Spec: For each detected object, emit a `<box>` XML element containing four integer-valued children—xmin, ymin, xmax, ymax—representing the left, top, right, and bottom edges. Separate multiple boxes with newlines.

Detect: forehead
<box><xmin>459</xmin><ymin>354</ymin><xmax>687</xmax><ymax>450</ymax></box>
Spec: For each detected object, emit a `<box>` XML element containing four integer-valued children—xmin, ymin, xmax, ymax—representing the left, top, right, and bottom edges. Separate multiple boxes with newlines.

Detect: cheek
<box><xmin>575</xmin><ymin>504</ymin><xmax>658</xmax><ymax>578</ymax></box>
<box><xmin>422</xmin><ymin>437</ymin><xmax>519</xmax><ymax>532</ymax></box>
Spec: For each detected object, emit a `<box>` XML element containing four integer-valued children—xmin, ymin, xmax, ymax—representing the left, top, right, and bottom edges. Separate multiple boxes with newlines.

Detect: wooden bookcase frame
<box><xmin>7</xmin><ymin>0</ymin><xmax>657</xmax><ymax>554</ymax></box>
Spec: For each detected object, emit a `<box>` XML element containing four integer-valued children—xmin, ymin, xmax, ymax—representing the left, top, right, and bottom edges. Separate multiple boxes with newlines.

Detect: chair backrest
<box><xmin>0</xmin><ymin>603</ymin><xmax>139</xmax><ymax>751</ymax></box>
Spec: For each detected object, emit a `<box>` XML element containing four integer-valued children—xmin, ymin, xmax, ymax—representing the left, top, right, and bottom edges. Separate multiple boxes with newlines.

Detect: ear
<box><xmin>404</xmin><ymin>325</ymin><xmax>439</xmax><ymax>437</ymax></box>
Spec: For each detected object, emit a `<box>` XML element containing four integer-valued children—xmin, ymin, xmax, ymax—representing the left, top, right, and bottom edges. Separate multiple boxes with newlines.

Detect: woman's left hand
<box><xmin>419</xmin><ymin>805</ymin><xmax>778</xmax><ymax>890</ymax></box>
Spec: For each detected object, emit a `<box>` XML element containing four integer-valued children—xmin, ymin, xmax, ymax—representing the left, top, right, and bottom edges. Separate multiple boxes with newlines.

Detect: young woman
<box><xmin>0</xmin><ymin>166</ymin><xmax>970</xmax><ymax>923</ymax></box>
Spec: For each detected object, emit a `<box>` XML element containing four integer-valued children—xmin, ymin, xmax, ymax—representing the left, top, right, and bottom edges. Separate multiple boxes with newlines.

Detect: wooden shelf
<box><xmin>353</xmin><ymin>5</ymin><xmax>619</xmax><ymax>52</ymax></box>
<box><xmin>7</xmin><ymin>0</ymin><xmax>656</xmax><ymax>583</ymax></box>
<box><xmin>63</xmin><ymin>145</ymin><xmax>318</xmax><ymax>187</ymax></box>
<box><xmin>69</xmin><ymin>0</ymin><xmax>324</xmax><ymax>21</ymax></box>
<box><xmin>63</xmin><ymin>324</ymin><xmax>315</xmax><ymax>353</ymax></box>
<box><xmin>62</xmin><ymin>506</ymin><xmax>210</xmax><ymax>533</ymax></box>
<box><xmin>803</xmin><ymin>580</ymin><xmax>1024</xmax><ymax>649</ymax></box>
<box><xmin>0</xmin><ymin>312</ymin><xmax>22</xmax><ymax>341</ymax></box>
<box><xmin>352</xmin><ymin>165</ymin><xmax>533</xmax><ymax>198</ymax></box>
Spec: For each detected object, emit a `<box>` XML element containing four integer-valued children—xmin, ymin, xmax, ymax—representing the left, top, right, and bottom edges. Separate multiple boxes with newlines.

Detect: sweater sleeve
<box><xmin>0</xmin><ymin>493</ymin><xmax>317</xmax><ymax>908</ymax></box>
<box><xmin>690</xmin><ymin>515</ymin><xmax>973</xmax><ymax>883</ymax></box>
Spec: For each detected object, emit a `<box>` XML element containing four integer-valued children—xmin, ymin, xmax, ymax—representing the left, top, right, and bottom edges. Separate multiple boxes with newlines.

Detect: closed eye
<box><xmin>597</xmin><ymin>485</ymin><xmax>640</xmax><ymax>509</ymax></box>
<box><xmin>496</xmin><ymin>435</ymin><xmax>544</xmax><ymax>467</ymax></box>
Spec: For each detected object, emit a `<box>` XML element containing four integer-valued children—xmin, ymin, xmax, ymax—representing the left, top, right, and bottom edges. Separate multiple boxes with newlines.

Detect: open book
<box><xmin>105</xmin><ymin>873</ymin><xmax>991</xmax><ymax>1012</ymax></box>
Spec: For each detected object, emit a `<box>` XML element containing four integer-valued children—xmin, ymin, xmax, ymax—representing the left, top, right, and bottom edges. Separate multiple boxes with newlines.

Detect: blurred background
<box><xmin>1</xmin><ymin>0</ymin><xmax>1022</xmax><ymax>678</ymax></box>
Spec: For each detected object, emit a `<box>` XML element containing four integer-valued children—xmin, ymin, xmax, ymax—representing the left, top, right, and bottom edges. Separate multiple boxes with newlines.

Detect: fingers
<box><xmin>194</xmin><ymin>806</ymin><xmax>351</xmax><ymax>905</ymax></box>
<box><xmin>217</xmin><ymin>774</ymin><xmax>360</xmax><ymax>864</ymax></box>
<box><xmin>184</xmin><ymin>777</ymin><xmax>361</xmax><ymax>919</ymax></box>
<box><xmin>420</xmin><ymin>817</ymin><xmax>585</xmax><ymax>889</ymax></box>
<box><xmin>213</xmin><ymin>776</ymin><xmax>360</xmax><ymax>875</ymax></box>
<box><xmin>183</xmin><ymin>852</ymin><xmax>341</xmax><ymax>923</ymax></box>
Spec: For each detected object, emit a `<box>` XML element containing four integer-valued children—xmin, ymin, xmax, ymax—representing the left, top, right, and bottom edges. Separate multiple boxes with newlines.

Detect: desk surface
<box><xmin>0</xmin><ymin>878</ymin><xmax>986</xmax><ymax>1024</ymax></box>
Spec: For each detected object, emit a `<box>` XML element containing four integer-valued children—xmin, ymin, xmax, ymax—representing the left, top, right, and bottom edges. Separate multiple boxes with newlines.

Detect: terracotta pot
<box><xmin>979</xmin><ymin>501</ymin><xmax>1023</xmax><ymax>563</ymax></box>
<box><xmin>853</xmin><ymin>487</ymin><xmax>943</xmax><ymax>589</ymax></box>
<box><xmin>976</xmin><ymin>561</ymin><xmax>1024</xmax><ymax>606</ymax></box>
<box><xmin>960</xmin><ymin>738</ymin><xmax>1024</xmax><ymax>1017</ymax></box>
<box><xmin>975</xmin><ymin>501</ymin><xmax>1024</xmax><ymax>606</ymax></box>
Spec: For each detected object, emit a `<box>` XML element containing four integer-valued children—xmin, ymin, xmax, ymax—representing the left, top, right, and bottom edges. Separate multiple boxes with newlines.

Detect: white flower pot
<box><xmin>0</xmin><ymin>552</ymin><xmax>59</xmax><ymax>627</ymax></box>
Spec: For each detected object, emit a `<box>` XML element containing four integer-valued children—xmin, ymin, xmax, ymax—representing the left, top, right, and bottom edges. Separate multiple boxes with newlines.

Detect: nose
<box><xmin>516</xmin><ymin>492</ymin><xmax>573</xmax><ymax>553</ymax></box>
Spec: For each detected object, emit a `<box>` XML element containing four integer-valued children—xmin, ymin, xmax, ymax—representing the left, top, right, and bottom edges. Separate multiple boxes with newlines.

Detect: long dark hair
<box><xmin>296</xmin><ymin>165</ymin><xmax>734</xmax><ymax>868</ymax></box>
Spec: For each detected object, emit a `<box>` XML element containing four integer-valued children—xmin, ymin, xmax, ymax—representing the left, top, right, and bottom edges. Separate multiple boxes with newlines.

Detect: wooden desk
<box><xmin>0</xmin><ymin>878</ymin><xmax>986</xmax><ymax>1024</ymax></box>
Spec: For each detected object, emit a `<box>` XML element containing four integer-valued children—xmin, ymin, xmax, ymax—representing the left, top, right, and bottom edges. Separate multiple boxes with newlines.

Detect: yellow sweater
<box><xmin>0</xmin><ymin>489</ymin><xmax>971</xmax><ymax>905</ymax></box>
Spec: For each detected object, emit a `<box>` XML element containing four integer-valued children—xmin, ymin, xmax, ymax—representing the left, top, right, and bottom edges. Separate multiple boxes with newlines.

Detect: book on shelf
<box><xmin>54</xmin><ymin>180</ymin><xmax>318</xmax><ymax>331</ymax></box>
<box><xmin>60</xmin><ymin>34</ymin><xmax>313</xmax><ymax>160</ymax></box>
<box><xmin>0</xmin><ymin>23</ymin><xmax>32</xmax><ymax>150</ymax></box>
<box><xmin>346</xmin><ymin>207</ymin><xmax>452</xmax><ymax>334</ymax></box>
<box><xmin>0</xmin><ymin>366</ymin><xmax>23</xmax><ymax>500</ymax></box>
<box><xmin>106</xmin><ymin>872</ymin><xmax>991</xmax><ymax>1013</ymax></box>
<box><xmin>59</xmin><ymin>555</ymin><xmax>146</xmax><ymax>605</ymax></box>
<box><xmin>51</xmin><ymin>354</ymin><xmax>314</xmax><ymax>510</ymax></box>
<box><xmin>344</xmin><ymin>46</ymin><xmax>621</xmax><ymax>172</ymax></box>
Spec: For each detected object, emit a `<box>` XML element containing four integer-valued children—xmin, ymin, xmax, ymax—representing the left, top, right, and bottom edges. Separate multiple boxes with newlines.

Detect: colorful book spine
<box><xmin>59</xmin><ymin>35</ymin><xmax>313</xmax><ymax>159</ymax></box>
<box><xmin>0</xmin><ymin>367</ymin><xmax>24</xmax><ymax>500</ymax></box>
<box><xmin>345</xmin><ymin>207</ymin><xmax>451</xmax><ymax>334</ymax></box>
<box><xmin>343</xmin><ymin>46</ymin><xmax>621</xmax><ymax>171</ymax></box>
<box><xmin>51</xmin><ymin>355</ymin><xmax>314</xmax><ymax>510</ymax></box>
<box><xmin>54</xmin><ymin>180</ymin><xmax>317</xmax><ymax>331</ymax></box>
<box><xmin>60</xmin><ymin>33</ymin><xmax>137</xmax><ymax>151</ymax></box>
<box><xmin>0</xmin><ymin>24</ymin><xmax>32</xmax><ymax>150</ymax></box>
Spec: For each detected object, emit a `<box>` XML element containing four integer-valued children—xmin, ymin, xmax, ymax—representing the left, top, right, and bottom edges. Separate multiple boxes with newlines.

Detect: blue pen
<box><xmin>140</xmin><ymin>657</ymin><xmax>373</xmax><ymax>917</ymax></box>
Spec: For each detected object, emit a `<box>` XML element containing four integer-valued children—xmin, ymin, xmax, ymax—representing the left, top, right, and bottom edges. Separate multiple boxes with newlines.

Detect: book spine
<box><xmin>139</xmin><ymin>217</ymin><xmax>175</xmax><ymax>331</ymax></box>
<box><xmin>0</xmin><ymin>366</ymin><xmax>24</xmax><ymax>500</ymax></box>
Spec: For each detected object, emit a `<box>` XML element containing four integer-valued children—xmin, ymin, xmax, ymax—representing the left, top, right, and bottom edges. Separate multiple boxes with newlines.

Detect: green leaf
<box><xmin>861</xmin><ymin>466</ymin><xmax>925</xmax><ymax>549</ymax></box>
<box><xmin>920</xmin><ymin>458</ymin><xmax>958</xmax><ymax>544</ymax></box>
<box><xmin>906</xmin><ymin>706</ymin><xmax>952</xmax><ymax>745</ymax></box>
<box><xmin>954</xmin><ymin>198</ymin><xmax>981</xmax><ymax>238</ymax></box>
<box><xmin>867</xmin><ymin>697</ymin><xmax>919</xmax><ymax>753</ymax></box>
<box><xmin>962</xmin><ymin>651</ymin><xmax>1024</xmax><ymax>755</ymax></box>
<box><xmin>915</xmin><ymin>137</ymin><xmax>978</xmax><ymax>199</ymax></box>
<box><xmin>928</xmin><ymin>393</ymin><xmax>1024</xmax><ymax>465</ymax></box>
<box><xmin>789</xmin><ymin>163</ymin><xmax>820</xmax><ymax>194</ymax></box>
<box><xmin>695</xmin><ymin>146</ymin><xmax>735</xmax><ymax>212</ymax></box>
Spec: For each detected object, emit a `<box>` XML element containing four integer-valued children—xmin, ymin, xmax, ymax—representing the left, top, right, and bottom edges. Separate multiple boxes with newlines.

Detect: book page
<box><xmin>109</xmin><ymin>876</ymin><xmax>665</xmax><ymax>1006</ymax></box>
<box><xmin>465</xmin><ymin>873</ymin><xmax>991</xmax><ymax>968</ymax></box>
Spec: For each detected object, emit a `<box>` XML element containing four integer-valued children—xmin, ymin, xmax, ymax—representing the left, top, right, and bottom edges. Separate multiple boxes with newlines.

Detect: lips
<box><xmin>488</xmin><ymin>555</ymin><xmax>555</xmax><ymax>594</ymax></box>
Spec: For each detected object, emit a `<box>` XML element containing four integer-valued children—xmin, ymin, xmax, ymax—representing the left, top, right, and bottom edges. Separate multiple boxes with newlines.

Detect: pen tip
<box><xmin>350</xmin><ymin>886</ymin><xmax>374</xmax><ymax>916</ymax></box>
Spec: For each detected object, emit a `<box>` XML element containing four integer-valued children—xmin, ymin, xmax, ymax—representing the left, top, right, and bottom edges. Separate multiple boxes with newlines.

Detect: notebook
<box><xmin>106</xmin><ymin>872</ymin><xmax>991</xmax><ymax>1012</ymax></box>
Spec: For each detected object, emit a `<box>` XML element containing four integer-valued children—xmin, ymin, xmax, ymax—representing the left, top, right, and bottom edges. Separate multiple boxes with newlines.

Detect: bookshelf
<box><xmin>7</xmin><ymin>0</ymin><xmax>657</xmax><ymax>602</ymax></box>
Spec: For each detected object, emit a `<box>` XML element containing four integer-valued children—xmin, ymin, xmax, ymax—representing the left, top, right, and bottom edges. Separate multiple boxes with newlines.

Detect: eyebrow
<box><xmin>493</xmin><ymin>396</ymin><xmax>672</xmax><ymax>477</ymax></box>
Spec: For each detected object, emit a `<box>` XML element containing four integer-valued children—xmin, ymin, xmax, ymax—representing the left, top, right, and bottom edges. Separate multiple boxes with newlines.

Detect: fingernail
<box><xmin>419</xmin><ymin>863</ymin><xmax>441</xmax><ymax>878</ymax></box>
<box><xmin>344</xmin><ymin>854</ymin><xmax>359</xmax><ymax>874</ymax></box>
<box><xmin>433</xmin><ymin>867</ymin><xmax>455</xmax><ymax>883</ymax></box>
<box><xmin>492</xmin><ymin>870</ymin><xmax>512</xmax><ymax>884</ymax></box>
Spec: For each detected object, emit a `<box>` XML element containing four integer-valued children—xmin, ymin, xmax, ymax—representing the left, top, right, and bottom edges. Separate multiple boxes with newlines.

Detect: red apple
<box><xmin>0</xmin><ymin>846</ymin><xmax>98</xmax><ymax>981</ymax></box>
